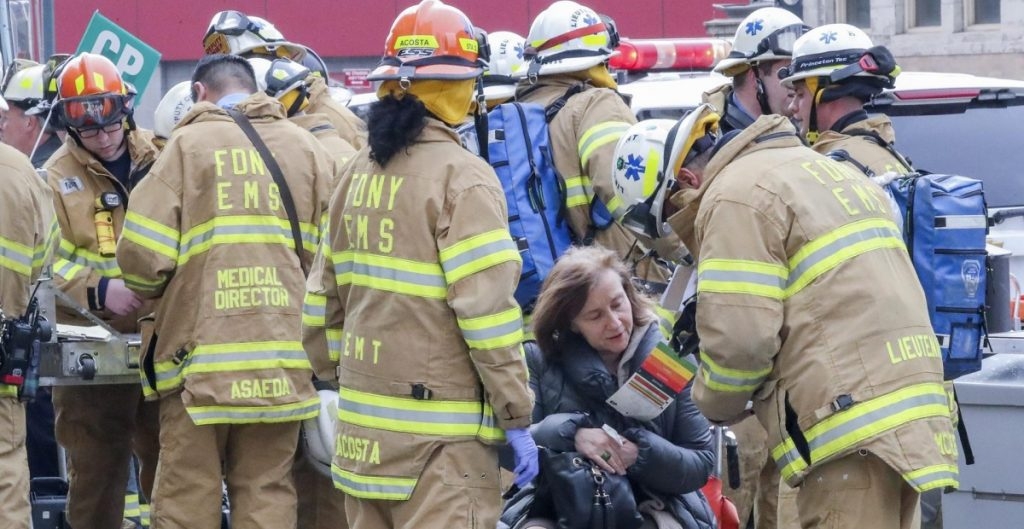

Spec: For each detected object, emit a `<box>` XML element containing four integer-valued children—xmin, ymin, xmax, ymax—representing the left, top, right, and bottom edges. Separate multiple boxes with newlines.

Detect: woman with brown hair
<box><xmin>501</xmin><ymin>245</ymin><xmax>716</xmax><ymax>529</ymax></box>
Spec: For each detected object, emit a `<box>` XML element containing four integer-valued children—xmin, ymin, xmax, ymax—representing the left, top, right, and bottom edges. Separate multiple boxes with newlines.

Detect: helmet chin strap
<box><xmin>751</xmin><ymin>67</ymin><xmax>773</xmax><ymax>116</ymax></box>
<box><xmin>805</xmin><ymin>77</ymin><xmax>824</xmax><ymax>145</ymax></box>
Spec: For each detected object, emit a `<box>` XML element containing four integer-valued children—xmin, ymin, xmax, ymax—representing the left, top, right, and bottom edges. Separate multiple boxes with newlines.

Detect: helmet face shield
<box><xmin>61</xmin><ymin>94</ymin><xmax>128</xmax><ymax>130</ymax></box>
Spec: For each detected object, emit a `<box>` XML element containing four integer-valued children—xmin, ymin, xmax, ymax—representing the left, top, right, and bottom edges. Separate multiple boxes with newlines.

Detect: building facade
<box><xmin>803</xmin><ymin>0</ymin><xmax>1024</xmax><ymax>78</ymax></box>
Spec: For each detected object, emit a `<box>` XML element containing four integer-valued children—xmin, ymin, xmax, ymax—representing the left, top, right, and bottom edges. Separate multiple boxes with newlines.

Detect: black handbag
<box><xmin>540</xmin><ymin>448</ymin><xmax>644</xmax><ymax>529</ymax></box>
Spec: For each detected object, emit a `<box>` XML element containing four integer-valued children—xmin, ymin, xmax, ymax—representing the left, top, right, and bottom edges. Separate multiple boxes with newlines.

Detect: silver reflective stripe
<box><xmin>440</xmin><ymin>238</ymin><xmax>517</xmax><ymax>276</ymax></box>
<box><xmin>788</xmin><ymin>226</ymin><xmax>900</xmax><ymax>288</ymax></box>
<box><xmin>303</xmin><ymin>301</ymin><xmax>326</xmax><ymax>318</ymax></box>
<box><xmin>338</xmin><ymin>396</ymin><xmax>482</xmax><ymax>426</ymax></box>
<box><xmin>774</xmin><ymin>391</ymin><xmax>948</xmax><ymax>467</ymax></box>
<box><xmin>697</xmin><ymin>269</ymin><xmax>787</xmax><ymax>290</ymax></box>
<box><xmin>188</xmin><ymin>350</ymin><xmax>309</xmax><ymax>366</ymax></box>
<box><xmin>123</xmin><ymin>217</ymin><xmax>179</xmax><ymax>252</ymax></box>
<box><xmin>333</xmin><ymin>260</ymin><xmax>446</xmax><ymax>289</ymax></box>
<box><xmin>905</xmin><ymin>467</ymin><xmax>958</xmax><ymax>491</ymax></box>
<box><xmin>332</xmin><ymin>469</ymin><xmax>415</xmax><ymax>499</ymax></box>
<box><xmin>936</xmin><ymin>215</ymin><xmax>987</xmax><ymax>230</ymax></box>
<box><xmin>461</xmin><ymin>318</ymin><xmax>522</xmax><ymax>343</ymax></box>
<box><xmin>181</xmin><ymin>224</ymin><xmax>290</xmax><ymax>255</ymax></box>
<box><xmin>188</xmin><ymin>400</ymin><xmax>320</xmax><ymax>423</ymax></box>
<box><xmin>0</xmin><ymin>244</ymin><xmax>32</xmax><ymax>268</ymax></box>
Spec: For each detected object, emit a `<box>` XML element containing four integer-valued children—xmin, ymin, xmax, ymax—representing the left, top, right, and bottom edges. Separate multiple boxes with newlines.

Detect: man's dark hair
<box><xmin>190</xmin><ymin>54</ymin><xmax>258</xmax><ymax>100</ymax></box>
<box><xmin>732</xmin><ymin>61</ymin><xmax>775</xmax><ymax>90</ymax></box>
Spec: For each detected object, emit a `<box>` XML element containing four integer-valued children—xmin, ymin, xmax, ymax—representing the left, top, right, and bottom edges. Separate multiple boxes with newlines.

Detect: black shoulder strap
<box><xmin>544</xmin><ymin>83</ymin><xmax>587</xmax><ymax>123</ymax></box>
<box><xmin>226</xmin><ymin>108</ymin><xmax>308</xmax><ymax>274</ymax></box>
<box><xmin>843</xmin><ymin>128</ymin><xmax>915</xmax><ymax>172</ymax></box>
<box><xmin>826</xmin><ymin>149</ymin><xmax>876</xmax><ymax>178</ymax></box>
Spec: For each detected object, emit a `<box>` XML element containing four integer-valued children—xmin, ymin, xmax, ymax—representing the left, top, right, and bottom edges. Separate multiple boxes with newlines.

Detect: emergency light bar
<box><xmin>609</xmin><ymin>38</ymin><xmax>732</xmax><ymax>71</ymax></box>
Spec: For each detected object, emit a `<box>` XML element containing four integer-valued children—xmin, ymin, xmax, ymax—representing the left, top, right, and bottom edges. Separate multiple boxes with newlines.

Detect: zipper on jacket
<box><xmin>905</xmin><ymin>178</ymin><xmax>919</xmax><ymax>253</ymax></box>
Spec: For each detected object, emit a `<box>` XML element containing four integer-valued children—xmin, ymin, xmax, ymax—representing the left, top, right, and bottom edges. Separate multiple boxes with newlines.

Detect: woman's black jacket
<box><xmin>501</xmin><ymin>324</ymin><xmax>717</xmax><ymax>529</ymax></box>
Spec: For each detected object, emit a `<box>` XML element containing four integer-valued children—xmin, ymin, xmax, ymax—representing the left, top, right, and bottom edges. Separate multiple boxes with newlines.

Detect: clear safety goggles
<box><xmin>61</xmin><ymin>94</ymin><xmax>128</xmax><ymax>130</ymax></box>
<box><xmin>749</xmin><ymin>23</ymin><xmax>811</xmax><ymax>59</ymax></box>
<box><xmin>206</xmin><ymin>11</ymin><xmax>266</xmax><ymax>39</ymax></box>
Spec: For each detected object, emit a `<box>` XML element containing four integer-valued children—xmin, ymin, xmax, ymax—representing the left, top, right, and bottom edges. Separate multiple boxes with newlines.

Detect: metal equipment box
<box><xmin>943</xmin><ymin>354</ymin><xmax>1024</xmax><ymax>528</ymax></box>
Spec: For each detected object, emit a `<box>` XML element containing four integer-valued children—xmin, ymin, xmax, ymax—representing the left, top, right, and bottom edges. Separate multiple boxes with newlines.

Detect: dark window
<box><xmin>914</xmin><ymin>0</ymin><xmax>941</xmax><ymax>26</ymax></box>
<box><xmin>882</xmin><ymin>104</ymin><xmax>1024</xmax><ymax>208</ymax></box>
<box><xmin>973</xmin><ymin>0</ymin><xmax>1001</xmax><ymax>24</ymax></box>
<box><xmin>846</xmin><ymin>0</ymin><xmax>871</xmax><ymax>28</ymax></box>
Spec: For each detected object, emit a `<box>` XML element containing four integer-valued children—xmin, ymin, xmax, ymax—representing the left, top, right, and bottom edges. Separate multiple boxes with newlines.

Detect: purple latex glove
<box><xmin>506</xmin><ymin>428</ymin><xmax>539</xmax><ymax>488</ymax></box>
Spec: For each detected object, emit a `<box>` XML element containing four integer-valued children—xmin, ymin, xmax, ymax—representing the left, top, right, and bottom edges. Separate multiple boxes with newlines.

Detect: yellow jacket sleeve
<box><xmin>692</xmin><ymin>197</ymin><xmax>787</xmax><ymax>423</ymax></box>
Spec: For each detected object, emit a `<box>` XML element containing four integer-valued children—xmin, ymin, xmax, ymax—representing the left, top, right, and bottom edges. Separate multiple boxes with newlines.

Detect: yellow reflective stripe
<box><xmin>653</xmin><ymin>304</ymin><xmax>676</xmax><ymax>341</ymax></box>
<box><xmin>605</xmin><ymin>194</ymin><xmax>626</xmax><ymax>219</ymax></box>
<box><xmin>564</xmin><ymin>175</ymin><xmax>593</xmax><ymax>208</ymax></box>
<box><xmin>458</xmin><ymin>306</ymin><xmax>523</xmax><ymax>350</ymax></box>
<box><xmin>785</xmin><ymin>218</ymin><xmax>904</xmax><ymax>298</ymax></box>
<box><xmin>327</xmin><ymin>328</ymin><xmax>342</xmax><ymax>362</ymax></box>
<box><xmin>123</xmin><ymin>494</ymin><xmax>140</xmax><ymax>518</ymax></box>
<box><xmin>185</xmin><ymin>341</ymin><xmax>311</xmax><ymax>375</ymax></box>
<box><xmin>187</xmin><ymin>397</ymin><xmax>320</xmax><ymax>425</ymax></box>
<box><xmin>140</xmin><ymin>503</ymin><xmax>151</xmax><ymax>527</ymax></box>
<box><xmin>32</xmin><ymin>218</ymin><xmax>58</xmax><ymax>269</ymax></box>
<box><xmin>56</xmin><ymin>238</ymin><xmax>121</xmax><ymax>277</ymax></box>
<box><xmin>697</xmin><ymin>258</ymin><xmax>788</xmax><ymax>300</ymax></box>
<box><xmin>478</xmin><ymin>402</ymin><xmax>506</xmax><ymax>443</ymax></box>
<box><xmin>178</xmin><ymin>215</ymin><xmax>319</xmax><ymax>266</ymax></box>
<box><xmin>903</xmin><ymin>464</ymin><xmax>959</xmax><ymax>492</ymax></box>
<box><xmin>439</xmin><ymin>229</ymin><xmax>521</xmax><ymax>284</ymax></box>
<box><xmin>122</xmin><ymin>273</ymin><xmax>166</xmax><ymax>294</ymax></box>
<box><xmin>578</xmin><ymin>121</ymin><xmax>631</xmax><ymax>167</ymax></box>
<box><xmin>0</xmin><ymin>385</ymin><xmax>17</xmax><ymax>397</ymax></box>
<box><xmin>522</xmin><ymin>312</ymin><xmax>535</xmax><ymax>342</ymax></box>
<box><xmin>53</xmin><ymin>257</ymin><xmax>84</xmax><ymax>280</ymax></box>
<box><xmin>0</xmin><ymin>236</ymin><xmax>33</xmax><ymax>276</ymax></box>
<box><xmin>302</xmin><ymin>292</ymin><xmax>327</xmax><ymax>326</ymax></box>
<box><xmin>333</xmin><ymin>251</ymin><xmax>447</xmax><ymax>299</ymax></box>
<box><xmin>122</xmin><ymin>211</ymin><xmax>180</xmax><ymax>261</ymax></box>
<box><xmin>772</xmin><ymin>383</ymin><xmax>951</xmax><ymax>483</ymax></box>
<box><xmin>699</xmin><ymin>351</ymin><xmax>771</xmax><ymax>393</ymax></box>
<box><xmin>338</xmin><ymin>387</ymin><xmax>490</xmax><ymax>438</ymax></box>
<box><xmin>332</xmin><ymin>466</ymin><xmax>416</xmax><ymax>500</ymax></box>
<box><xmin>152</xmin><ymin>341</ymin><xmax>310</xmax><ymax>392</ymax></box>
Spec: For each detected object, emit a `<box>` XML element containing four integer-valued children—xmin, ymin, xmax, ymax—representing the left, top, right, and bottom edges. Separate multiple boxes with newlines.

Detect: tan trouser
<box><xmin>293</xmin><ymin>441</ymin><xmax>348</xmax><ymax>529</ymax></box>
<box><xmin>0</xmin><ymin>397</ymin><xmax>29</xmax><ymax>529</ymax></box>
<box><xmin>723</xmin><ymin>415</ymin><xmax>781</xmax><ymax>528</ymax></box>
<box><xmin>796</xmin><ymin>451</ymin><xmax>921</xmax><ymax>529</ymax></box>
<box><xmin>345</xmin><ymin>440</ymin><xmax>501</xmax><ymax>529</ymax></box>
<box><xmin>53</xmin><ymin>384</ymin><xmax>160</xmax><ymax>529</ymax></box>
<box><xmin>151</xmin><ymin>395</ymin><xmax>300</xmax><ymax>529</ymax></box>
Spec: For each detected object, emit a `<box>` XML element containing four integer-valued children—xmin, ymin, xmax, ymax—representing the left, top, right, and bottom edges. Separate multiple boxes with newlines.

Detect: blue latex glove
<box><xmin>506</xmin><ymin>428</ymin><xmax>539</xmax><ymax>488</ymax></box>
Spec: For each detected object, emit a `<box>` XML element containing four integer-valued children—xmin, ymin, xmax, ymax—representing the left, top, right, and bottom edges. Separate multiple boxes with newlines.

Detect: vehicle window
<box><xmin>885</xmin><ymin>104</ymin><xmax>1024</xmax><ymax>208</ymax></box>
<box><xmin>636</xmin><ymin>107</ymin><xmax>692</xmax><ymax>121</ymax></box>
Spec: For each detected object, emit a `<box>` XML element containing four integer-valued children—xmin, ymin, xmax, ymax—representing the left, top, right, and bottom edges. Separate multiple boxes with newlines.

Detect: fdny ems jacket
<box><xmin>812</xmin><ymin>113</ymin><xmax>911</xmax><ymax>177</ymax></box>
<box><xmin>44</xmin><ymin>128</ymin><xmax>160</xmax><ymax>333</ymax></box>
<box><xmin>668</xmin><ymin>115</ymin><xmax>959</xmax><ymax>492</ymax></box>
<box><xmin>302</xmin><ymin>118</ymin><xmax>533</xmax><ymax>501</ymax></box>
<box><xmin>305</xmin><ymin>76</ymin><xmax>367</xmax><ymax>151</ymax></box>
<box><xmin>116</xmin><ymin>94</ymin><xmax>333</xmax><ymax>425</ymax></box>
<box><xmin>0</xmin><ymin>144</ymin><xmax>58</xmax><ymax>398</ymax></box>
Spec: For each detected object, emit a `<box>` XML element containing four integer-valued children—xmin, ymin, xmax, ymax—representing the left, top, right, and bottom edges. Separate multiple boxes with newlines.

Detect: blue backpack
<box><xmin>486</xmin><ymin>101</ymin><xmax>574</xmax><ymax>311</ymax></box>
<box><xmin>829</xmin><ymin>134</ymin><xmax>989</xmax><ymax>380</ymax></box>
<box><xmin>888</xmin><ymin>173</ymin><xmax>989</xmax><ymax>380</ymax></box>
